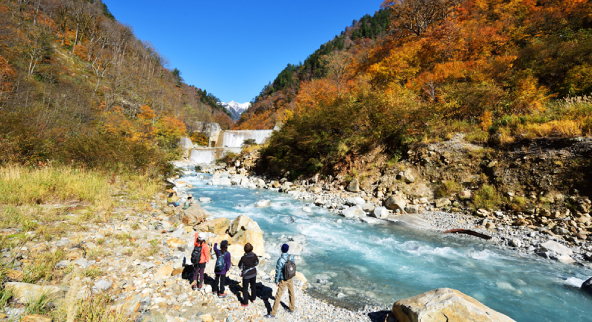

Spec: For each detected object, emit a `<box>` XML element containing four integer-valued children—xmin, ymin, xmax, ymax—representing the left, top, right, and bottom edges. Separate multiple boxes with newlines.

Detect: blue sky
<box><xmin>103</xmin><ymin>0</ymin><xmax>383</xmax><ymax>103</ymax></box>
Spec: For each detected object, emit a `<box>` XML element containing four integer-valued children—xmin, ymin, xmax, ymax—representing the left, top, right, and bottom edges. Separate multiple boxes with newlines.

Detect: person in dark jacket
<box><xmin>265</xmin><ymin>244</ymin><xmax>295</xmax><ymax>318</ymax></box>
<box><xmin>213</xmin><ymin>240</ymin><xmax>231</xmax><ymax>298</ymax></box>
<box><xmin>238</xmin><ymin>243</ymin><xmax>259</xmax><ymax>307</ymax></box>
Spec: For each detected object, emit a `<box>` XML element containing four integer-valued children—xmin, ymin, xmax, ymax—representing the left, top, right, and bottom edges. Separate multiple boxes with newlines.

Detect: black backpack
<box><xmin>191</xmin><ymin>245</ymin><xmax>202</xmax><ymax>266</ymax></box>
<box><xmin>214</xmin><ymin>252</ymin><xmax>226</xmax><ymax>272</ymax></box>
<box><xmin>282</xmin><ymin>255</ymin><xmax>296</xmax><ymax>280</ymax></box>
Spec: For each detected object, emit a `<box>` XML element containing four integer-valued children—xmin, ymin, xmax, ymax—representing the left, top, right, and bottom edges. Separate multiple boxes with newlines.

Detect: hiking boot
<box><xmin>218</xmin><ymin>293</ymin><xmax>227</xmax><ymax>298</ymax></box>
<box><xmin>191</xmin><ymin>284</ymin><xmax>197</xmax><ymax>291</ymax></box>
<box><xmin>287</xmin><ymin>309</ymin><xmax>295</xmax><ymax>314</ymax></box>
<box><xmin>198</xmin><ymin>283</ymin><xmax>203</xmax><ymax>289</ymax></box>
<box><xmin>241</xmin><ymin>303</ymin><xmax>248</xmax><ymax>307</ymax></box>
<box><xmin>264</xmin><ymin>314</ymin><xmax>275</xmax><ymax>319</ymax></box>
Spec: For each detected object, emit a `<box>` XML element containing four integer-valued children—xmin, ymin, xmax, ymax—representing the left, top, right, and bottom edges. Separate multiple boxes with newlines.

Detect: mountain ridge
<box><xmin>220</xmin><ymin>100</ymin><xmax>251</xmax><ymax>121</ymax></box>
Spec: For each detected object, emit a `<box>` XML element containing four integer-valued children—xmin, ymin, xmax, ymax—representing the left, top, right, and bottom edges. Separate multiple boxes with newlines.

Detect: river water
<box><xmin>180</xmin><ymin>170</ymin><xmax>592</xmax><ymax>322</ymax></box>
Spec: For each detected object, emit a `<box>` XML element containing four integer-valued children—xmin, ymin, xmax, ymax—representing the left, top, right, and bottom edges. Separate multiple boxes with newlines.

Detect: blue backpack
<box><xmin>214</xmin><ymin>252</ymin><xmax>226</xmax><ymax>272</ymax></box>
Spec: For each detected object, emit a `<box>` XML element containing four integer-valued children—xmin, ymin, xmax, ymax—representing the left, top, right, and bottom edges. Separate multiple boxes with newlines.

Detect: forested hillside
<box><xmin>253</xmin><ymin>0</ymin><xmax>592</xmax><ymax>179</ymax></box>
<box><xmin>234</xmin><ymin>9</ymin><xmax>390</xmax><ymax>130</ymax></box>
<box><xmin>0</xmin><ymin>0</ymin><xmax>232</xmax><ymax>173</ymax></box>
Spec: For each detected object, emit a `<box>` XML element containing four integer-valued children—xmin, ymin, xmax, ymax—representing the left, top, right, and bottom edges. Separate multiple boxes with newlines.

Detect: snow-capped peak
<box><xmin>220</xmin><ymin>101</ymin><xmax>251</xmax><ymax>120</ymax></box>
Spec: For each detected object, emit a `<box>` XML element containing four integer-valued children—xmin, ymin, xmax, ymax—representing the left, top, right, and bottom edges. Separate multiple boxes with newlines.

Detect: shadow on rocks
<box><xmin>367</xmin><ymin>310</ymin><xmax>392</xmax><ymax>322</ymax></box>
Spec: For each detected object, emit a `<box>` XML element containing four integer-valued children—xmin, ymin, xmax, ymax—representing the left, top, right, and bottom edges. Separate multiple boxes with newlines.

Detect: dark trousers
<box><xmin>242</xmin><ymin>276</ymin><xmax>257</xmax><ymax>305</ymax></box>
<box><xmin>192</xmin><ymin>263</ymin><xmax>205</xmax><ymax>285</ymax></box>
<box><xmin>214</xmin><ymin>274</ymin><xmax>226</xmax><ymax>294</ymax></box>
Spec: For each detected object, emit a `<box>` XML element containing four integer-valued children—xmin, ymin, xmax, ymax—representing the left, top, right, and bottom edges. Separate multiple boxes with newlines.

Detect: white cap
<box><xmin>198</xmin><ymin>232</ymin><xmax>207</xmax><ymax>241</ymax></box>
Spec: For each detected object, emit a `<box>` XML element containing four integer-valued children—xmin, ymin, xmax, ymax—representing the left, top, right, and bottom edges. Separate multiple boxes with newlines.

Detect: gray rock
<box><xmin>5</xmin><ymin>282</ymin><xmax>67</xmax><ymax>304</ymax></box>
<box><xmin>255</xmin><ymin>199</ymin><xmax>271</xmax><ymax>208</ymax></box>
<box><xmin>405</xmin><ymin>205</ymin><xmax>420</xmax><ymax>214</ymax></box>
<box><xmin>362</xmin><ymin>203</ymin><xmax>375</xmax><ymax>213</ymax></box>
<box><xmin>372</xmin><ymin>207</ymin><xmax>389</xmax><ymax>219</ymax></box>
<box><xmin>170</xmin><ymin>226</ymin><xmax>185</xmax><ymax>238</ymax></box>
<box><xmin>385</xmin><ymin>194</ymin><xmax>406</xmax><ymax>211</ymax></box>
<box><xmin>582</xmin><ymin>277</ymin><xmax>592</xmax><ymax>296</ymax></box>
<box><xmin>402</xmin><ymin>170</ymin><xmax>415</xmax><ymax>183</ymax></box>
<box><xmin>286</xmin><ymin>241</ymin><xmax>304</xmax><ymax>256</ymax></box>
<box><xmin>458</xmin><ymin>190</ymin><xmax>472</xmax><ymax>200</ymax></box>
<box><xmin>92</xmin><ymin>279</ymin><xmax>112</xmax><ymax>293</ymax></box>
<box><xmin>539</xmin><ymin>241</ymin><xmax>573</xmax><ymax>256</ymax></box>
<box><xmin>140</xmin><ymin>262</ymin><xmax>155</xmax><ymax>269</ymax></box>
<box><xmin>510</xmin><ymin>239</ymin><xmax>522</xmax><ymax>248</ymax></box>
<box><xmin>360</xmin><ymin>217</ymin><xmax>384</xmax><ymax>224</ymax></box>
<box><xmin>553</xmin><ymin>226</ymin><xmax>570</xmax><ymax>235</ymax></box>
<box><xmin>288</xmin><ymin>235</ymin><xmax>307</xmax><ymax>244</ymax></box>
<box><xmin>347</xmin><ymin>179</ymin><xmax>360</xmax><ymax>192</ymax></box>
<box><xmin>55</xmin><ymin>260</ymin><xmax>70</xmax><ymax>269</ymax></box>
<box><xmin>435</xmin><ymin>198</ymin><xmax>451</xmax><ymax>208</ymax></box>
<box><xmin>73</xmin><ymin>258</ymin><xmax>90</xmax><ymax>268</ymax></box>
<box><xmin>198</xmin><ymin>197</ymin><xmax>212</xmax><ymax>203</ymax></box>
<box><xmin>281</xmin><ymin>216</ymin><xmax>296</xmax><ymax>224</ymax></box>
<box><xmin>55</xmin><ymin>238</ymin><xmax>70</xmax><ymax>247</ymax></box>
<box><xmin>302</xmin><ymin>207</ymin><xmax>312</xmax><ymax>213</ymax></box>
<box><xmin>341</xmin><ymin>206</ymin><xmax>366</xmax><ymax>218</ymax></box>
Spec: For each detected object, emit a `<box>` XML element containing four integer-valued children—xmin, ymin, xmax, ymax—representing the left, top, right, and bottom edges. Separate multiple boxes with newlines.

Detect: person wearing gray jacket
<box><xmin>265</xmin><ymin>244</ymin><xmax>295</xmax><ymax>318</ymax></box>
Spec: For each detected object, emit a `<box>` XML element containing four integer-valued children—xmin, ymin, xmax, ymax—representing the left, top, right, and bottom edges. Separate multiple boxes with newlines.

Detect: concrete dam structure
<box><xmin>188</xmin><ymin>125</ymin><xmax>274</xmax><ymax>164</ymax></box>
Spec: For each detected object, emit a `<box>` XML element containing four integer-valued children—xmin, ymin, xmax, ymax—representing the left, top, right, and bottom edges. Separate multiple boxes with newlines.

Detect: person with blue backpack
<box><xmin>265</xmin><ymin>244</ymin><xmax>296</xmax><ymax>318</ymax></box>
<box><xmin>213</xmin><ymin>240</ymin><xmax>231</xmax><ymax>298</ymax></box>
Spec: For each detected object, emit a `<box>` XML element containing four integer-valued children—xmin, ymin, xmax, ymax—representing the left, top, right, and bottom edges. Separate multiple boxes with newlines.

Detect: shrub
<box><xmin>435</xmin><ymin>181</ymin><xmax>462</xmax><ymax>198</ymax></box>
<box><xmin>472</xmin><ymin>184</ymin><xmax>503</xmax><ymax>210</ymax></box>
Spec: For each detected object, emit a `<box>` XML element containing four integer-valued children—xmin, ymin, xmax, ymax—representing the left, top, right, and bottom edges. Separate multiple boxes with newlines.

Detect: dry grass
<box><xmin>0</xmin><ymin>164</ymin><xmax>161</xmax><ymax>208</ymax></box>
<box><xmin>0</xmin><ymin>164</ymin><xmax>113</xmax><ymax>207</ymax></box>
<box><xmin>493</xmin><ymin>96</ymin><xmax>592</xmax><ymax>141</ymax></box>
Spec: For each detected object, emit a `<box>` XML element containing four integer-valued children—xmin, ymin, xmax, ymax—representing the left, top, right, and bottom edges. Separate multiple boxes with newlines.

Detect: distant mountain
<box><xmin>220</xmin><ymin>101</ymin><xmax>251</xmax><ymax>120</ymax></box>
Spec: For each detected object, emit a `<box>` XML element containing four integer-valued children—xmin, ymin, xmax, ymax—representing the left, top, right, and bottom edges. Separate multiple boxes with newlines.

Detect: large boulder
<box><xmin>227</xmin><ymin>244</ymin><xmax>245</xmax><ymax>265</ymax></box>
<box><xmin>196</xmin><ymin>218</ymin><xmax>230</xmax><ymax>236</ymax></box>
<box><xmin>232</xmin><ymin>229</ymin><xmax>265</xmax><ymax>255</ymax></box>
<box><xmin>393</xmin><ymin>288</ymin><xmax>516</xmax><ymax>322</ymax></box>
<box><xmin>5</xmin><ymin>282</ymin><xmax>67</xmax><ymax>304</ymax></box>
<box><xmin>181</xmin><ymin>203</ymin><xmax>207</xmax><ymax>226</ymax></box>
<box><xmin>347</xmin><ymin>179</ymin><xmax>360</xmax><ymax>192</ymax></box>
<box><xmin>228</xmin><ymin>215</ymin><xmax>262</xmax><ymax>236</ymax></box>
<box><xmin>228</xmin><ymin>215</ymin><xmax>265</xmax><ymax>256</ymax></box>
<box><xmin>385</xmin><ymin>194</ymin><xmax>406</xmax><ymax>212</ymax></box>
<box><xmin>582</xmin><ymin>277</ymin><xmax>592</xmax><ymax>296</ymax></box>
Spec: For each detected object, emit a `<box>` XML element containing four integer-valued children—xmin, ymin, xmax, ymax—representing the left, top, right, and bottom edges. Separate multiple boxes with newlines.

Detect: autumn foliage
<box><xmin>0</xmin><ymin>0</ymin><xmax>231</xmax><ymax>174</ymax></box>
<box><xmin>257</xmin><ymin>0</ymin><xmax>592</xmax><ymax>178</ymax></box>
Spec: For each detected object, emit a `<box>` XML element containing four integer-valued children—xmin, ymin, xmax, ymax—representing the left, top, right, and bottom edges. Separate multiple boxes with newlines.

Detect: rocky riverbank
<box><xmin>1</xmin><ymin>186</ymin><xmax>390</xmax><ymax>322</ymax></box>
<box><xmin>184</xmin><ymin>140</ymin><xmax>592</xmax><ymax>269</ymax></box>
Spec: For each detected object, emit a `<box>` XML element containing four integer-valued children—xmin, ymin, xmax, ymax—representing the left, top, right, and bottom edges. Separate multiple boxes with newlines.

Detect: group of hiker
<box><xmin>190</xmin><ymin>231</ymin><xmax>296</xmax><ymax>319</ymax></box>
<box><xmin>167</xmin><ymin>191</ymin><xmax>194</xmax><ymax>210</ymax></box>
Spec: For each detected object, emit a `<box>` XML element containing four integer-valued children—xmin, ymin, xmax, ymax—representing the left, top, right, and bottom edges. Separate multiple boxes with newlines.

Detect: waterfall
<box><xmin>221</xmin><ymin>130</ymin><xmax>273</xmax><ymax>148</ymax></box>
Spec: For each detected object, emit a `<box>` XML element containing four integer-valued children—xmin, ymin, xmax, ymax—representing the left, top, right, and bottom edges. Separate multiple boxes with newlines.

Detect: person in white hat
<box><xmin>191</xmin><ymin>232</ymin><xmax>210</xmax><ymax>290</ymax></box>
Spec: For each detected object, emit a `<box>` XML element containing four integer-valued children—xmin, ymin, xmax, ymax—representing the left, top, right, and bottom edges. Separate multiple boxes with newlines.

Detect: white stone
<box><xmin>341</xmin><ymin>206</ymin><xmax>366</xmax><ymax>218</ymax></box>
<box><xmin>254</xmin><ymin>199</ymin><xmax>271</xmax><ymax>208</ymax></box>
<box><xmin>372</xmin><ymin>207</ymin><xmax>389</xmax><ymax>219</ymax></box>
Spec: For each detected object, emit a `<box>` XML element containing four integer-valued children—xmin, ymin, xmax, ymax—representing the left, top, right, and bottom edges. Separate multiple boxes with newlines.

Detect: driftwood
<box><xmin>443</xmin><ymin>229</ymin><xmax>492</xmax><ymax>240</ymax></box>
